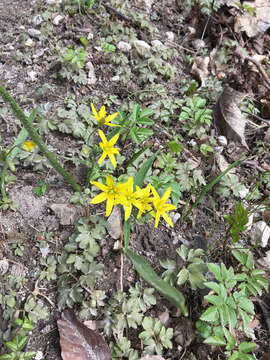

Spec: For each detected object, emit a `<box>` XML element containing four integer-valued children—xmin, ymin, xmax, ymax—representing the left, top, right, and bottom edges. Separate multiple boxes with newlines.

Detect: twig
<box><xmin>120</xmin><ymin>231</ymin><xmax>123</xmax><ymax>291</ymax></box>
<box><xmin>242</xmin><ymin>109</ymin><xmax>270</xmax><ymax>125</ymax></box>
<box><xmin>235</xmin><ymin>51</ymin><xmax>270</xmax><ymax>90</ymax></box>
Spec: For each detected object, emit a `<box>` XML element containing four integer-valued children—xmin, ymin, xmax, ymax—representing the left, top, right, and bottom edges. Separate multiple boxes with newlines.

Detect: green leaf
<box><xmin>200</xmin><ymin>306</ymin><xmax>219</xmax><ymax>323</ymax></box>
<box><xmin>238</xmin><ymin>342</ymin><xmax>257</xmax><ymax>353</ymax></box>
<box><xmin>204</xmin><ymin>294</ymin><xmax>223</xmax><ymax>306</ymax></box>
<box><xmin>167</xmin><ymin>141</ymin><xmax>183</xmax><ymax>154</ymax></box>
<box><xmin>207</xmin><ymin>263</ymin><xmax>222</xmax><ymax>281</ymax></box>
<box><xmin>177</xmin><ymin>268</ymin><xmax>189</xmax><ymax>285</ymax></box>
<box><xmin>134</xmin><ymin>151</ymin><xmax>159</xmax><ymax>188</ymax></box>
<box><xmin>140</xmin><ymin>108</ymin><xmax>155</xmax><ymax>118</ymax></box>
<box><xmin>0</xmin><ymin>355</ymin><xmax>13</xmax><ymax>360</ymax></box>
<box><xmin>204</xmin><ymin>281</ymin><xmax>220</xmax><ymax>293</ymax></box>
<box><xmin>125</xmin><ymin>249</ymin><xmax>188</xmax><ymax>315</ymax></box>
<box><xmin>131</xmin><ymin>104</ymin><xmax>140</xmax><ymax>123</ymax></box>
<box><xmin>80</xmin><ymin>36</ymin><xmax>88</xmax><ymax>48</ymax></box>
<box><xmin>123</xmin><ymin>219</ymin><xmax>130</xmax><ymax>251</ymax></box>
<box><xmin>203</xmin><ymin>336</ymin><xmax>226</xmax><ymax>346</ymax></box>
<box><xmin>237</xmin><ymin>297</ymin><xmax>254</xmax><ymax>314</ymax></box>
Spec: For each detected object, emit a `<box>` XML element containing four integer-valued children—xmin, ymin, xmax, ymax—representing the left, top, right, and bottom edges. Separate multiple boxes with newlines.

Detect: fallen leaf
<box><xmin>57</xmin><ymin>309</ymin><xmax>112</xmax><ymax>360</ymax></box>
<box><xmin>214</xmin><ymin>86</ymin><xmax>249</xmax><ymax>149</ymax></box>
<box><xmin>191</xmin><ymin>57</ymin><xmax>209</xmax><ymax>87</ymax></box>
<box><xmin>234</xmin><ymin>0</ymin><xmax>270</xmax><ymax>37</ymax></box>
<box><xmin>49</xmin><ymin>203</ymin><xmax>85</xmax><ymax>225</ymax></box>
<box><xmin>107</xmin><ymin>205</ymin><xmax>122</xmax><ymax>240</ymax></box>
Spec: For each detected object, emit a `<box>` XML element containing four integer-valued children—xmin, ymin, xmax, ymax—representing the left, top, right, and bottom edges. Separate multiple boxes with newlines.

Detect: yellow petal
<box><xmin>164</xmin><ymin>203</ymin><xmax>177</xmax><ymax>211</ymax></box>
<box><xmin>98</xmin><ymin>152</ymin><xmax>107</xmax><ymax>165</ymax></box>
<box><xmin>109</xmin><ymin>133</ymin><xmax>120</xmax><ymax>146</ymax></box>
<box><xmin>163</xmin><ymin>213</ymin><xmax>174</xmax><ymax>227</ymax></box>
<box><xmin>91</xmin><ymin>103</ymin><xmax>98</xmax><ymax>119</ymax></box>
<box><xmin>90</xmin><ymin>192</ymin><xmax>107</xmax><ymax>204</ymax></box>
<box><xmin>98</xmin><ymin>129</ymin><xmax>107</xmax><ymax>143</ymax></box>
<box><xmin>155</xmin><ymin>212</ymin><xmax>161</xmax><ymax>228</ymax></box>
<box><xmin>106</xmin><ymin>175</ymin><xmax>114</xmax><ymax>187</ymax></box>
<box><xmin>90</xmin><ymin>181</ymin><xmax>108</xmax><ymax>191</ymax></box>
<box><xmin>108</xmin><ymin>153</ymin><xmax>117</xmax><ymax>168</ymax></box>
<box><xmin>106</xmin><ymin>197</ymin><xmax>115</xmax><ymax>216</ymax></box>
<box><xmin>106</xmin><ymin>112</ymin><xmax>118</xmax><ymax>122</ymax></box>
<box><xmin>124</xmin><ymin>205</ymin><xmax>132</xmax><ymax>220</ymax></box>
<box><xmin>99</xmin><ymin>106</ymin><xmax>106</xmax><ymax>119</ymax></box>
<box><xmin>150</xmin><ymin>185</ymin><xmax>160</xmax><ymax>200</ymax></box>
<box><xmin>162</xmin><ymin>187</ymin><xmax>171</xmax><ymax>202</ymax></box>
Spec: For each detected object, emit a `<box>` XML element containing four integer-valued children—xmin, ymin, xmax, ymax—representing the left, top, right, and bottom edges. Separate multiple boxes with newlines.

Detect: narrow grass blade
<box><xmin>183</xmin><ymin>156</ymin><xmax>246</xmax><ymax>220</ymax></box>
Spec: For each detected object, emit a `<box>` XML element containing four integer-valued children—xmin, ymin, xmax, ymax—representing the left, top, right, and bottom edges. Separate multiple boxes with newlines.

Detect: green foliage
<box><xmin>196</xmin><ymin>250</ymin><xmax>268</xmax><ymax>358</ymax></box>
<box><xmin>33</xmin><ymin>179</ymin><xmax>50</xmax><ymax>197</ymax></box>
<box><xmin>63</xmin><ymin>47</ymin><xmax>88</xmax><ymax>69</ymax></box>
<box><xmin>183</xmin><ymin>0</ymin><xmax>222</xmax><ymax>15</ymax></box>
<box><xmin>224</xmin><ymin>202</ymin><xmax>249</xmax><ymax>243</ymax></box>
<box><xmin>110</xmin><ymin>337</ymin><xmax>138</xmax><ymax>360</ymax></box>
<box><xmin>103</xmin><ymin>283</ymin><xmax>156</xmax><ymax>339</ymax></box>
<box><xmin>200</xmin><ymin>143</ymin><xmax>213</xmax><ymax>156</ymax></box>
<box><xmin>113</xmin><ymin>104</ymin><xmax>154</xmax><ymax>145</ymax></box>
<box><xmin>179</xmin><ymin>97</ymin><xmax>212</xmax><ymax>138</ymax></box>
<box><xmin>125</xmin><ymin>249</ymin><xmax>187</xmax><ymax>315</ymax></box>
<box><xmin>57</xmin><ymin>216</ymin><xmax>106</xmax><ymax>309</ymax></box>
<box><xmin>176</xmin><ymin>245</ymin><xmax>207</xmax><ymax>290</ymax></box>
<box><xmin>0</xmin><ymin>317</ymin><xmax>35</xmax><ymax>360</ymax></box>
<box><xmin>216</xmin><ymin>174</ymin><xmax>248</xmax><ymax>198</ymax></box>
<box><xmin>139</xmin><ymin>317</ymin><xmax>173</xmax><ymax>356</ymax></box>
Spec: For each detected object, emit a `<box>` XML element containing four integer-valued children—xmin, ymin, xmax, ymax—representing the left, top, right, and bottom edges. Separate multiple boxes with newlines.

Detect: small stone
<box><xmin>151</xmin><ymin>39</ymin><xmax>163</xmax><ymax>48</ymax></box>
<box><xmin>0</xmin><ymin>259</ymin><xmax>9</xmax><ymax>275</ymax></box>
<box><xmin>165</xmin><ymin>31</ymin><xmax>174</xmax><ymax>41</ymax></box>
<box><xmin>86</xmin><ymin>61</ymin><xmax>97</xmax><ymax>85</ymax></box>
<box><xmin>25</xmin><ymin>38</ymin><xmax>35</xmax><ymax>47</ymax></box>
<box><xmin>107</xmin><ymin>205</ymin><xmax>122</xmax><ymax>240</ymax></box>
<box><xmin>87</xmin><ymin>32</ymin><xmax>94</xmax><ymax>40</ymax></box>
<box><xmin>35</xmin><ymin>351</ymin><xmax>43</xmax><ymax>360</ymax></box>
<box><xmin>28</xmin><ymin>28</ymin><xmax>41</xmax><ymax>38</ymax></box>
<box><xmin>133</xmin><ymin>40</ymin><xmax>151</xmax><ymax>56</ymax></box>
<box><xmin>251</xmin><ymin>221</ymin><xmax>270</xmax><ymax>248</ymax></box>
<box><xmin>117</xmin><ymin>41</ymin><xmax>131</xmax><ymax>52</ymax></box>
<box><xmin>53</xmin><ymin>15</ymin><xmax>64</xmax><ymax>25</ymax></box>
<box><xmin>27</xmin><ymin>70</ymin><xmax>38</xmax><ymax>82</ymax></box>
<box><xmin>33</xmin><ymin>15</ymin><xmax>44</xmax><ymax>26</ymax></box>
<box><xmin>217</xmin><ymin>135</ymin><xmax>228</xmax><ymax>146</ymax></box>
<box><xmin>139</xmin><ymin>356</ymin><xmax>165</xmax><ymax>360</ymax></box>
<box><xmin>47</xmin><ymin>0</ymin><xmax>61</xmax><ymax>3</ymax></box>
<box><xmin>172</xmin><ymin>212</ymin><xmax>181</xmax><ymax>224</ymax></box>
<box><xmin>191</xmin><ymin>39</ymin><xmax>206</xmax><ymax>49</ymax></box>
<box><xmin>49</xmin><ymin>203</ymin><xmax>84</xmax><ymax>225</ymax></box>
<box><xmin>111</xmin><ymin>75</ymin><xmax>120</xmax><ymax>81</ymax></box>
<box><xmin>158</xmin><ymin>308</ymin><xmax>170</xmax><ymax>326</ymax></box>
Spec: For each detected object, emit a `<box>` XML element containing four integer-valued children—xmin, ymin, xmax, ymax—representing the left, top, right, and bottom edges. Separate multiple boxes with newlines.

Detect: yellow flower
<box><xmin>91</xmin><ymin>103</ymin><xmax>120</xmax><ymax>127</ymax></box>
<box><xmin>98</xmin><ymin>130</ymin><xmax>120</xmax><ymax>168</ymax></box>
<box><xmin>22</xmin><ymin>141</ymin><xmax>36</xmax><ymax>152</ymax></box>
<box><xmin>117</xmin><ymin>177</ymin><xmax>138</xmax><ymax>221</ymax></box>
<box><xmin>133</xmin><ymin>184</ymin><xmax>153</xmax><ymax>218</ymax></box>
<box><xmin>150</xmin><ymin>186</ymin><xmax>177</xmax><ymax>227</ymax></box>
<box><xmin>90</xmin><ymin>175</ymin><xmax>125</xmax><ymax>216</ymax></box>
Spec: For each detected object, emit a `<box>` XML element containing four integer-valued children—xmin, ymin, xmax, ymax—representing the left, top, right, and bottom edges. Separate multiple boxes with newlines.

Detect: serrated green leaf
<box><xmin>207</xmin><ymin>263</ymin><xmax>222</xmax><ymax>281</ymax></box>
<box><xmin>204</xmin><ymin>294</ymin><xmax>223</xmax><ymax>306</ymax></box>
<box><xmin>237</xmin><ymin>297</ymin><xmax>254</xmax><ymax>314</ymax></box>
<box><xmin>238</xmin><ymin>342</ymin><xmax>257</xmax><ymax>353</ymax></box>
<box><xmin>200</xmin><ymin>305</ymin><xmax>219</xmax><ymax>323</ymax></box>
<box><xmin>203</xmin><ymin>336</ymin><xmax>226</xmax><ymax>346</ymax></box>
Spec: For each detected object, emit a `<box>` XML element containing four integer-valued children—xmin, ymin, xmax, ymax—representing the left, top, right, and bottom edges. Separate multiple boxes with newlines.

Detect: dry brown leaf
<box><xmin>234</xmin><ymin>0</ymin><xmax>270</xmax><ymax>37</ymax></box>
<box><xmin>57</xmin><ymin>309</ymin><xmax>112</xmax><ymax>360</ymax></box>
<box><xmin>214</xmin><ymin>86</ymin><xmax>249</xmax><ymax>149</ymax></box>
<box><xmin>191</xmin><ymin>56</ymin><xmax>209</xmax><ymax>87</ymax></box>
<box><xmin>49</xmin><ymin>203</ymin><xmax>84</xmax><ymax>225</ymax></box>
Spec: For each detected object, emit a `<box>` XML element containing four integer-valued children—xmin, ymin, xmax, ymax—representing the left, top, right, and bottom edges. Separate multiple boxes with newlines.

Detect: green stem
<box><xmin>0</xmin><ymin>162</ymin><xmax>8</xmax><ymax>200</ymax></box>
<box><xmin>0</xmin><ymin>85</ymin><xmax>81</xmax><ymax>192</ymax></box>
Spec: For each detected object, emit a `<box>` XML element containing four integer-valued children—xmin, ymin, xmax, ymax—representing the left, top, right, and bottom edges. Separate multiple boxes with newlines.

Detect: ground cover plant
<box><xmin>0</xmin><ymin>0</ymin><xmax>270</xmax><ymax>359</ymax></box>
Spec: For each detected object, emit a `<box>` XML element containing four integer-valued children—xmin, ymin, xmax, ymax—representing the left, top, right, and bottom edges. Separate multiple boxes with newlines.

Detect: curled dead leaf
<box><xmin>57</xmin><ymin>309</ymin><xmax>112</xmax><ymax>360</ymax></box>
<box><xmin>214</xmin><ymin>86</ymin><xmax>249</xmax><ymax>149</ymax></box>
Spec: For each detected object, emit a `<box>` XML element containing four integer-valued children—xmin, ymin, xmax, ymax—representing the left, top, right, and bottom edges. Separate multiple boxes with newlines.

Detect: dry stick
<box><xmin>0</xmin><ymin>85</ymin><xmax>81</xmax><ymax>192</ymax></box>
<box><xmin>235</xmin><ymin>51</ymin><xmax>270</xmax><ymax>90</ymax></box>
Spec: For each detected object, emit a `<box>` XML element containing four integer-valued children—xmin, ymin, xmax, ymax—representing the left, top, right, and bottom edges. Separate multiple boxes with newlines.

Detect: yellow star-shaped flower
<box><xmin>117</xmin><ymin>177</ymin><xmax>138</xmax><ymax>221</ymax></box>
<box><xmin>150</xmin><ymin>186</ymin><xmax>177</xmax><ymax>228</ymax></box>
<box><xmin>91</xmin><ymin>103</ymin><xmax>120</xmax><ymax>127</ymax></box>
<box><xmin>98</xmin><ymin>129</ymin><xmax>120</xmax><ymax>168</ymax></box>
<box><xmin>90</xmin><ymin>175</ymin><xmax>125</xmax><ymax>216</ymax></box>
<box><xmin>133</xmin><ymin>184</ymin><xmax>153</xmax><ymax>219</ymax></box>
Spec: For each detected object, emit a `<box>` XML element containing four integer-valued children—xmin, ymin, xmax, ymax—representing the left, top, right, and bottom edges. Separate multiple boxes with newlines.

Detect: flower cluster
<box><xmin>90</xmin><ymin>176</ymin><xmax>176</xmax><ymax>227</ymax></box>
<box><xmin>90</xmin><ymin>104</ymin><xmax>176</xmax><ymax>228</ymax></box>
